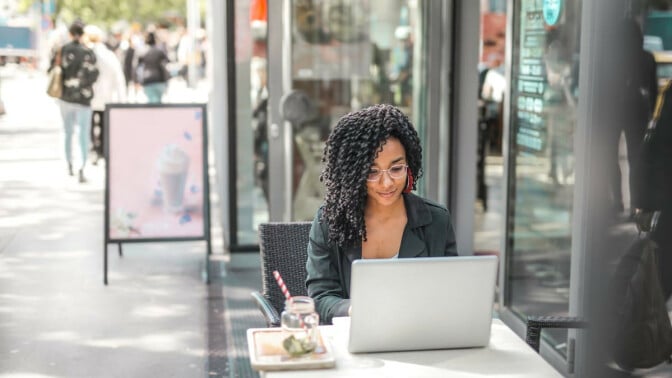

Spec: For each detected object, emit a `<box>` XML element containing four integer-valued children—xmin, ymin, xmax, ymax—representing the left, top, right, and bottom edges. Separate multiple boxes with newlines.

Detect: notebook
<box><xmin>347</xmin><ymin>255</ymin><xmax>498</xmax><ymax>353</ymax></box>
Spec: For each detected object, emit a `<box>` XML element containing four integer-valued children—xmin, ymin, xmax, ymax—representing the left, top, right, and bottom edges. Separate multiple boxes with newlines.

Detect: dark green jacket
<box><xmin>305</xmin><ymin>193</ymin><xmax>458</xmax><ymax>324</ymax></box>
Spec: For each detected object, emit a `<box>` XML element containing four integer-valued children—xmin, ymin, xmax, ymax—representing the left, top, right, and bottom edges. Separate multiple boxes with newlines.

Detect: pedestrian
<box><xmin>137</xmin><ymin>31</ymin><xmax>170</xmax><ymax>103</ymax></box>
<box><xmin>84</xmin><ymin>25</ymin><xmax>126</xmax><ymax>165</ymax></box>
<box><xmin>634</xmin><ymin>80</ymin><xmax>672</xmax><ymax>299</ymax></box>
<box><xmin>612</xmin><ymin>18</ymin><xmax>657</xmax><ymax>216</ymax></box>
<box><xmin>121</xmin><ymin>33</ymin><xmax>136</xmax><ymax>90</ymax></box>
<box><xmin>56</xmin><ymin>20</ymin><xmax>99</xmax><ymax>183</ymax></box>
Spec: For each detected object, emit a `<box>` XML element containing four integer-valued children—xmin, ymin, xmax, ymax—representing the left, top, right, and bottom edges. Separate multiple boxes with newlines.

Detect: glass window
<box><xmin>231</xmin><ymin>0</ymin><xmax>432</xmax><ymax>240</ymax></box>
<box><xmin>474</xmin><ymin>0</ymin><xmax>507</xmax><ymax>264</ymax></box>
<box><xmin>288</xmin><ymin>0</ymin><xmax>429</xmax><ymax>221</ymax></box>
<box><xmin>506</xmin><ymin>0</ymin><xmax>582</xmax><ymax>355</ymax></box>
<box><xmin>232</xmin><ymin>0</ymin><xmax>270</xmax><ymax>245</ymax></box>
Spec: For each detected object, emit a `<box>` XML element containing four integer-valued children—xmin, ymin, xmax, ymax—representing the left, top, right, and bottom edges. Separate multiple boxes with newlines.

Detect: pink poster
<box><xmin>106</xmin><ymin>105</ymin><xmax>207</xmax><ymax>240</ymax></box>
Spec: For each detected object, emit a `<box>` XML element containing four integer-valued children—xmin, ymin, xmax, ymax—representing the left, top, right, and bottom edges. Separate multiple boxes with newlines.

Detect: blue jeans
<box><xmin>58</xmin><ymin>100</ymin><xmax>92</xmax><ymax>169</ymax></box>
<box><xmin>143</xmin><ymin>82</ymin><xmax>167</xmax><ymax>104</ymax></box>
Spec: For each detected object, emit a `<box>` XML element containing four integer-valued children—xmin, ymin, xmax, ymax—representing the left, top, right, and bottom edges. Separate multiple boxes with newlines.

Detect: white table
<box><xmin>261</xmin><ymin>317</ymin><xmax>562</xmax><ymax>377</ymax></box>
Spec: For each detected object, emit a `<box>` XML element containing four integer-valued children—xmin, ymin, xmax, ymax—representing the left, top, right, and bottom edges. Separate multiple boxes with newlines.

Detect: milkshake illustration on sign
<box><xmin>158</xmin><ymin>144</ymin><xmax>190</xmax><ymax>213</ymax></box>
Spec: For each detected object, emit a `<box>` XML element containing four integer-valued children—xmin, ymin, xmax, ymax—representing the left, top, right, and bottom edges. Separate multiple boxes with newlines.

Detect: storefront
<box><xmin>206</xmin><ymin>0</ymin><xmax>663</xmax><ymax>375</ymax></box>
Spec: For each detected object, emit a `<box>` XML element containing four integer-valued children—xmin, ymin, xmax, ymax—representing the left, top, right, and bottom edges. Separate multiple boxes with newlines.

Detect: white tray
<box><xmin>246</xmin><ymin>327</ymin><xmax>336</xmax><ymax>371</ymax></box>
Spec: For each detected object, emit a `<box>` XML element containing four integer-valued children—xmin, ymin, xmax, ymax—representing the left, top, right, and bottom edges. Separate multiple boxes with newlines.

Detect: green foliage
<box><xmin>20</xmin><ymin>0</ymin><xmax>190</xmax><ymax>29</ymax></box>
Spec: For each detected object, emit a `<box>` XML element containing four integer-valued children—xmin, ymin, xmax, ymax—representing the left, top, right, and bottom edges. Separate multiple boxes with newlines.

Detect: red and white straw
<box><xmin>273</xmin><ymin>270</ymin><xmax>292</xmax><ymax>301</ymax></box>
<box><xmin>273</xmin><ymin>270</ymin><xmax>310</xmax><ymax>331</ymax></box>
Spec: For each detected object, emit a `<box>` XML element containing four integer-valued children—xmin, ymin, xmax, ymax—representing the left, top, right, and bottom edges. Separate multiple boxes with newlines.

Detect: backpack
<box><xmin>610</xmin><ymin>235</ymin><xmax>672</xmax><ymax>370</ymax></box>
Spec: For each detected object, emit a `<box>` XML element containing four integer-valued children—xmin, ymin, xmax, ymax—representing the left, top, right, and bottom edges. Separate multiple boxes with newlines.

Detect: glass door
<box><xmin>228</xmin><ymin>0</ymin><xmax>271</xmax><ymax>248</ymax></box>
<box><xmin>503</xmin><ymin>0</ymin><xmax>582</xmax><ymax>355</ymax></box>
<box><xmin>266</xmin><ymin>0</ymin><xmax>435</xmax><ymax>222</ymax></box>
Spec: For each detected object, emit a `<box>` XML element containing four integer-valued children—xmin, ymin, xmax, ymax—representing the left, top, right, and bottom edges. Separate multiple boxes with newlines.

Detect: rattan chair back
<box><xmin>258</xmin><ymin>222</ymin><xmax>312</xmax><ymax>316</ymax></box>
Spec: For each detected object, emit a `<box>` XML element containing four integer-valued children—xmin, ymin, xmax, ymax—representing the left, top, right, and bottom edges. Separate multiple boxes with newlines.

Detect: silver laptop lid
<box><xmin>348</xmin><ymin>255</ymin><xmax>498</xmax><ymax>353</ymax></box>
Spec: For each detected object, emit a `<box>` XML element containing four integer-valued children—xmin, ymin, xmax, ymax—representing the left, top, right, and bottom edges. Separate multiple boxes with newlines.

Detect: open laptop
<box><xmin>347</xmin><ymin>255</ymin><xmax>498</xmax><ymax>353</ymax></box>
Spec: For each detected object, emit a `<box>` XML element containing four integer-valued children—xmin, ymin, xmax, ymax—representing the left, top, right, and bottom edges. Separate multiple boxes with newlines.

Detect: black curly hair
<box><xmin>320</xmin><ymin>104</ymin><xmax>423</xmax><ymax>248</ymax></box>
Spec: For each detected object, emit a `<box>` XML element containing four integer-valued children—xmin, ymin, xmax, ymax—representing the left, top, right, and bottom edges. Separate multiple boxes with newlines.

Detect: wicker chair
<box><xmin>251</xmin><ymin>222</ymin><xmax>313</xmax><ymax>327</ymax></box>
<box><xmin>525</xmin><ymin>315</ymin><xmax>588</xmax><ymax>352</ymax></box>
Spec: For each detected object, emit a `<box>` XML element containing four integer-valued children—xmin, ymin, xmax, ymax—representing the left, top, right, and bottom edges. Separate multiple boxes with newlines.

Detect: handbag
<box><xmin>46</xmin><ymin>49</ymin><xmax>63</xmax><ymax>98</ymax></box>
<box><xmin>46</xmin><ymin>65</ymin><xmax>63</xmax><ymax>98</ymax></box>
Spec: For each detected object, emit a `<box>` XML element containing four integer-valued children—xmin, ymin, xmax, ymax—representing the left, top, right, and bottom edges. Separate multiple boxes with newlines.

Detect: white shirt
<box><xmin>90</xmin><ymin>42</ymin><xmax>126</xmax><ymax>111</ymax></box>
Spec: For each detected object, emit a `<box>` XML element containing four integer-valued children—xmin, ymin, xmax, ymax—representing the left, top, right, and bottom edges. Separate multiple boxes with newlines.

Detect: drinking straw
<box><xmin>273</xmin><ymin>270</ymin><xmax>308</xmax><ymax>327</ymax></box>
<box><xmin>273</xmin><ymin>270</ymin><xmax>312</xmax><ymax>337</ymax></box>
<box><xmin>273</xmin><ymin>270</ymin><xmax>292</xmax><ymax>301</ymax></box>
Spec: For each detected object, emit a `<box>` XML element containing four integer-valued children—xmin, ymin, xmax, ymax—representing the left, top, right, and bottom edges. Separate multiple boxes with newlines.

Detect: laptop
<box><xmin>347</xmin><ymin>255</ymin><xmax>498</xmax><ymax>353</ymax></box>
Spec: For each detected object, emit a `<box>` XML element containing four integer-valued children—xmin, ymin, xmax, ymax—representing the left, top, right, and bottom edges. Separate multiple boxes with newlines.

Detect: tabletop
<box><xmin>259</xmin><ymin>317</ymin><xmax>562</xmax><ymax>377</ymax></box>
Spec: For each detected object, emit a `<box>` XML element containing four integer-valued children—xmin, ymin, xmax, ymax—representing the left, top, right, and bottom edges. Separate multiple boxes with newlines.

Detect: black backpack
<box><xmin>610</xmin><ymin>235</ymin><xmax>672</xmax><ymax>369</ymax></box>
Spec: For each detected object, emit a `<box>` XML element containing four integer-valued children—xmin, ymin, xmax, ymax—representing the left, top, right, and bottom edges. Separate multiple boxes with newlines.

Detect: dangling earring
<box><xmin>404</xmin><ymin>168</ymin><xmax>414</xmax><ymax>193</ymax></box>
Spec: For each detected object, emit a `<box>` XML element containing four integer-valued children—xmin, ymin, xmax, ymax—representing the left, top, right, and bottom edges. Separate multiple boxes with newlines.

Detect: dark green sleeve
<box><xmin>444</xmin><ymin>209</ymin><xmax>458</xmax><ymax>256</ymax></box>
<box><xmin>305</xmin><ymin>211</ymin><xmax>350</xmax><ymax>324</ymax></box>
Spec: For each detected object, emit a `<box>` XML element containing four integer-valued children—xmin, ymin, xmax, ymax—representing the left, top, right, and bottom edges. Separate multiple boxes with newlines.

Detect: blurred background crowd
<box><xmin>0</xmin><ymin>0</ymin><xmax>208</xmax><ymax>101</ymax></box>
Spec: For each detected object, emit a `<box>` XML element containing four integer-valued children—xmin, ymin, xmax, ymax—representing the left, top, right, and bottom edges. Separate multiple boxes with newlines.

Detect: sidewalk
<box><xmin>0</xmin><ymin>65</ymin><xmax>248</xmax><ymax>377</ymax></box>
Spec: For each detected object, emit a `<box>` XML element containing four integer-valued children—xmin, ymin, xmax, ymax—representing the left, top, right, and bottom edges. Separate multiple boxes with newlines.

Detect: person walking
<box><xmin>609</xmin><ymin>18</ymin><xmax>658</xmax><ymax>214</ymax></box>
<box><xmin>137</xmin><ymin>32</ymin><xmax>169</xmax><ymax>103</ymax></box>
<box><xmin>57</xmin><ymin>20</ymin><xmax>99</xmax><ymax>182</ymax></box>
<box><xmin>84</xmin><ymin>25</ymin><xmax>126</xmax><ymax>165</ymax></box>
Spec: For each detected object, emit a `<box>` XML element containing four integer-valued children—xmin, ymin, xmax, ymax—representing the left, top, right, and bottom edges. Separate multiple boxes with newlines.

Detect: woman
<box><xmin>138</xmin><ymin>31</ymin><xmax>169</xmax><ymax>103</ymax></box>
<box><xmin>306</xmin><ymin>104</ymin><xmax>457</xmax><ymax>324</ymax></box>
<box><xmin>56</xmin><ymin>20</ymin><xmax>99</xmax><ymax>183</ymax></box>
<box><xmin>84</xmin><ymin>25</ymin><xmax>127</xmax><ymax>165</ymax></box>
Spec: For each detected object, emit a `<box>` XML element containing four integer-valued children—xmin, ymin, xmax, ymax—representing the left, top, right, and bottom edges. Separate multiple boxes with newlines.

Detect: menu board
<box><xmin>513</xmin><ymin>0</ymin><xmax>548</xmax><ymax>154</ymax></box>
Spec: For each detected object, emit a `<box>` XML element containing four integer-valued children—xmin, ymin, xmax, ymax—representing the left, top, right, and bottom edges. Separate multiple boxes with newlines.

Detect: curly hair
<box><xmin>320</xmin><ymin>104</ymin><xmax>423</xmax><ymax>248</ymax></box>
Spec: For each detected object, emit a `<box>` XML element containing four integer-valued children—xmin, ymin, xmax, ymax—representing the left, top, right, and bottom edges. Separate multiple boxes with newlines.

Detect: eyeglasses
<box><xmin>367</xmin><ymin>164</ymin><xmax>408</xmax><ymax>182</ymax></box>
